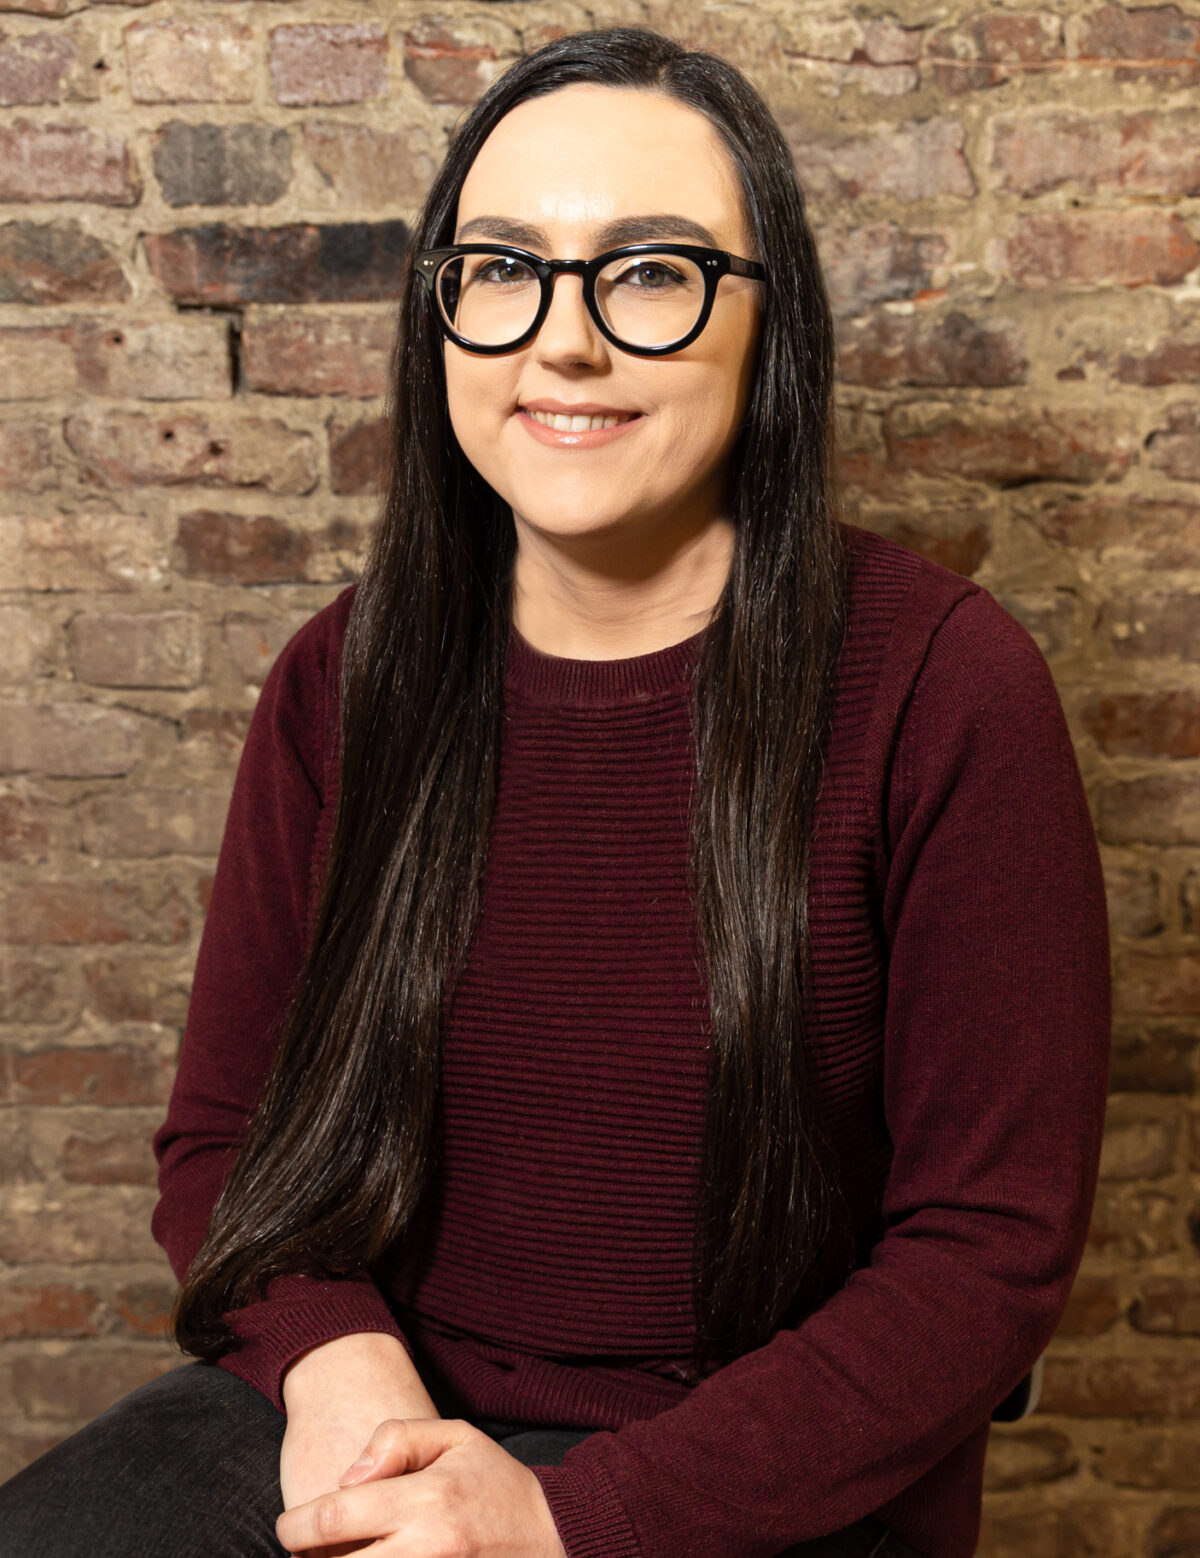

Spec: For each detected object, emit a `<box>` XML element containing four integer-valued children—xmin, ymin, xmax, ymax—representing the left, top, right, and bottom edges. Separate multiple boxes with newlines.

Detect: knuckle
<box><xmin>313</xmin><ymin>1493</ymin><xmax>348</xmax><ymax>1540</ymax></box>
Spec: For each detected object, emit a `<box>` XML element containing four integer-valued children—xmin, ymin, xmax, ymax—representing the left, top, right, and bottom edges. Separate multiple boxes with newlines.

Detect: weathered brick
<box><xmin>113</xmin><ymin>1278</ymin><xmax>174</xmax><ymax>1337</ymax></box>
<box><xmin>882</xmin><ymin>402</ymin><xmax>1136</xmax><ymax>486</ymax></box>
<box><xmin>1118</xmin><ymin>336</ymin><xmax>1200</xmax><ymax>387</ymax></box>
<box><xmin>1098</xmin><ymin>1098</ymin><xmax>1178</xmax><ymax>1179</ymax></box>
<box><xmin>1031</xmin><ymin>496</ymin><xmax>1200</xmax><ymax>568</ymax></box>
<box><xmin>982</xmin><ymin>1425</ymin><xmax>1077</xmax><ymax>1491</ymax></box>
<box><xmin>927</xmin><ymin>13</ymin><xmax>1063</xmax><ymax>94</ymax></box>
<box><xmin>836</xmin><ymin>310</ymin><xmax>1026</xmax><ymax>388</ymax></box>
<box><xmin>79</xmin><ymin>786</ymin><xmax>230</xmax><ymax>857</ymax></box>
<box><xmin>1055</xmin><ymin>1273</ymin><xmax>1122</xmax><ymax>1336</ymax></box>
<box><xmin>402</xmin><ymin>16</ymin><xmax>512</xmax><ymax>104</ymax></box>
<box><xmin>176</xmin><ymin>509</ymin><xmax>311</xmax><ymax>584</ymax></box>
<box><xmin>0</xmin><ymin>793</ymin><xmax>53</xmax><ymax>862</ymax></box>
<box><xmin>0</xmin><ymin>604</ymin><xmax>53</xmax><ymax>680</ymax></box>
<box><xmin>0</xmin><ymin>1426</ymin><xmax>69</xmax><ymax>1487</ymax></box>
<box><xmin>64</xmin><ymin>410</ymin><xmax>317</xmax><ymax>496</ymax></box>
<box><xmin>1098</xmin><ymin>594</ymin><xmax>1200</xmax><ymax>662</ymax></box>
<box><xmin>0</xmin><ymin>953</ymin><xmax>75</xmax><ymax>1024</ymax></box>
<box><xmin>9</xmin><ymin>1343</ymin><xmax>181</xmax><ymax>1420</ymax></box>
<box><xmin>997</xmin><ymin>210</ymin><xmax>1199</xmax><ymax>289</ymax></box>
<box><xmin>1192</xmin><ymin>1112</ymin><xmax>1200</xmax><ymax>1171</ymax></box>
<box><xmin>815</xmin><ymin>222</ymin><xmax>950</xmax><ymax>319</ymax></box>
<box><xmin>0</xmin><ymin>512</ymin><xmax>168</xmax><ymax>593</ymax></box>
<box><xmin>976</xmin><ymin>1503</ymin><xmax>1119</xmax><ymax>1558</ymax></box>
<box><xmin>0</xmin><ymin>120</ymin><xmax>139</xmax><ymax>205</ymax></box>
<box><xmin>1147</xmin><ymin>403</ymin><xmax>1200</xmax><ymax>484</ymax></box>
<box><xmin>124</xmin><ymin>18</ymin><xmax>255</xmax><ymax>104</ymax></box>
<box><xmin>1098</xmin><ymin>1428</ymin><xmax>1200</xmax><ymax>1489</ymax></box>
<box><xmin>994</xmin><ymin>111</ymin><xmax>1200</xmax><ymax>197</ymax></box>
<box><xmin>1086</xmin><ymin>1185</ymin><xmax>1177</xmax><ymax>1257</ymax></box>
<box><xmin>990</xmin><ymin>591</ymin><xmax>1076</xmax><ymax>659</ymax></box>
<box><xmin>1083</xmin><ymin>692</ymin><xmax>1200</xmax><ymax>761</ymax></box>
<box><xmin>0</xmin><ymin>1183</ymin><xmax>162</xmax><ymax>1264</ymax></box>
<box><xmin>0</xmin><ymin>219</ymin><xmax>129</xmax><ymax>306</ymax></box>
<box><xmin>0</xmin><ymin>316</ymin><xmax>234</xmax><ymax>401</ymax></box>
<box><xmin>69</xmin><ymin>611</ymin><xmax>204</xmax><ymax>689</ymax></box>
<box><xmin>242</xmin><ymin>311</ymin><xmax>394</xmax><ymax>397</ymax></box>
<box><xmin>0</xmin><ymin>1132</ymin><xmax>39</xmax><ymax>1182</ymax></box>
<box><xmin>81</xmin><ymin>955</ymin><xmax>191</xmax><ymax>1024</ymax></box>
<box><xmin>302</xmin><ymin>121</ymin><xmax>438</xmax><ymax>209</ymax></box>
<box><xmin>786</xmin><ymin>117</ymin><xmax>975</xmax><ymax>203</ymax></box>
<box><xmin>61</xmin><ymin>1127</ymin><xmax>157</xmax><ymax>1186</ymax></box>
<box><xmin>0</xmin><ymin>418</ymin><xmax>57</xmax><ymax>492</ymax></box>
<box><xmin>179</xmin><ymin>707</ymin><xmax>251</xmax><ymax>761</ymax></box>
<box><xmin>0</xmin><ymin>702</ymin><xmax>151</xmax><ymax>778</ymax></box>
<box><xmin>1183</xmin><ymin>870</ymin><xmax>1200</xmax><ymax>935</ymax></box>
<box><xmin>145</xmin><ymin>220</ymin><xmax>411</xmax><ymax>305</ymax></box>
<box><xmin>269</xmin><ymin>23</ymin><xmax>387</xmax><ymax>105</ymax></box>
<box><xmin>223</xmin><ymin>610</ymin><xmax>312</xmax><ymax>683</ymax></box>
<box><xmin>1098</xmin><ymin>776</ymin><xmax>1200</xmax><ymax>848</ymax></box>
<box><xmin>1101</xmin><ymin>863</ymin><xmax>1163</xmax><ymax>939</ymax></box>
<box><xmin>0</xmin><ymin>30</ymin><xmax>83</xmax><ymax>107</ymax></box>
<box><xmin>1116</xmin><ymin>954</ymin><xmax>1200</xmax><ymax>1015</ymax></box>
<box><xmin>0</xmin><ymin>1280</ymin><xmax>99</xmax><ymax>1341</ymax></box>
<box><xmin>1041</xmin><ymin>1354</ymin><xmax>1200</xmax><ymax>1416</ymax></box>
<box><xmin>1132</xmin><ymin>1277</ymin><xmax>1200</xmax><ymax>1336</ymax></box>
<box><xmin>1149</xmin><ymin>1506</ymin><xmax>1200</xmax><ymax>1558</ymax></box>
<box><xmin>1073</xmin><ymin>4</ymin><xmax>1200</xmax><ymax>88</ymax></box>
<box><xmin>0</xmin><ymin>878</ymin><xmax>189</xmax><ymax>946</ymax></box>
<box><xmin>0</xmin><ymin>323</ymin><xmax>75</xmax><ymax>397</ymax></box>
<box><xmin>1111</xmin><ymin>1023</ymin><xmax>1197</xmax><ymax>1094</ymax></box>
<box><xmin>849</xmin><ymin>512</ymin><xmax>990</xmax><ymax>578</ymax></box>
<box><xmin>153</xmin><ymin>122</ymin><xmax>292</xmax><ymax>209</ymax></box>
<box><xmin>329</xmin><ymin>413</ymin><xmax>387</xmax><ymax>494</ymax></box>
<box><xmin>9</xmin><ymin>1044</ymin><xmax>173</xmax><ymax>1106</ymax></box>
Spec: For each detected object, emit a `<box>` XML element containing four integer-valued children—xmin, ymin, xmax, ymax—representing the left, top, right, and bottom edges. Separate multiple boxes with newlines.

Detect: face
<box><xmin>441</xmin><ymin>83</ymin><xmax>763</xmax><ymax>553</ymax></box>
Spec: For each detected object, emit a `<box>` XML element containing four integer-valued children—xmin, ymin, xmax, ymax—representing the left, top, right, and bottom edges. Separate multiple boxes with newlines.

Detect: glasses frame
<box><xmin>413</xmin><ymin>241</ymin><xmax>767</xmax><ymax>357</ymax></box>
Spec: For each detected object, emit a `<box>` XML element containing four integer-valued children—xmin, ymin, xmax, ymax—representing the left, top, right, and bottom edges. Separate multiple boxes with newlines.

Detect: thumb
<box><xmin>338</xmin><ymin>1416</ymin><xmax>473</xmax><ymax>1487</ymax></box>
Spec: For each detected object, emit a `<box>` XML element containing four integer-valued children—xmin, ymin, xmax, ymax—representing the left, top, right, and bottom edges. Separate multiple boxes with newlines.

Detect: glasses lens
<box><xmin>436</xmin><ymin>252</ymin><xmax>541</xmax><ymax>347</ymax></box>
<box><xmin>596</xmin><ymin>251</ymin><xmax>705</xmax><ymax>349</ymax></box>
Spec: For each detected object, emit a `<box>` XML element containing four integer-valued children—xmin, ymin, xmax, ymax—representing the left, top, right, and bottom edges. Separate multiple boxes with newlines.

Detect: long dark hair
<box><xmin>173</xmin><ymin>24</ymin><xmax>852</xmax><ymax>1375</ymax></box>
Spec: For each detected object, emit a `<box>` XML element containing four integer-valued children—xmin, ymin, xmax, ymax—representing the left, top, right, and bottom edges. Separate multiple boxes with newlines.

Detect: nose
<box><xmin>533</xmin><ymin>270</ymin><xmax>606</xmax><ymax>365</ymax></box>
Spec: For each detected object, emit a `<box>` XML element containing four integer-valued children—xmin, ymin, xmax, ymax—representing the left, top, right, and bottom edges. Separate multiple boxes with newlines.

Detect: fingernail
<box><xmin>339</xmin><ymin>1453</ymin><xmax>373</xmax><ymax>1484</ymax></box>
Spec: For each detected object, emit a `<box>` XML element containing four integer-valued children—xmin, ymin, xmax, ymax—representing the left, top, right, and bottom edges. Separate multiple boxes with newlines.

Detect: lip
<box><xmin>520</xmin><ymin>399</ymin><xmax>641</xmax><ymax>416</ymax></box>
<box><xmin>516</xmin><ymin>407</ymin><xmax>644</xmax><ymax>449</ymax></box>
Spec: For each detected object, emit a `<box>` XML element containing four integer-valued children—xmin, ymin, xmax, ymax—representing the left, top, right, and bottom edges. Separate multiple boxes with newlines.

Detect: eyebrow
<box><xmin>452</xmin><ymin>213</ymin><xmax>721</xmax><ymax>251</ymax></box>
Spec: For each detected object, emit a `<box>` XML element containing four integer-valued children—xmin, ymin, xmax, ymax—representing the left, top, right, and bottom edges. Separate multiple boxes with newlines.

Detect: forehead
<box><xmin>456</xmin><ymin>84</ymin><xmax>747</xmax><ymax>248</ymax></box>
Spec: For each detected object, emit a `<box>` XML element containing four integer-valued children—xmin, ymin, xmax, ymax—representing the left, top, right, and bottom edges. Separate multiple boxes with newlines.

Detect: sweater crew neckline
<box><xmin>503</xmin><ymin>618</ymin><xmax>709</xmax><ymax>706</ymax></box>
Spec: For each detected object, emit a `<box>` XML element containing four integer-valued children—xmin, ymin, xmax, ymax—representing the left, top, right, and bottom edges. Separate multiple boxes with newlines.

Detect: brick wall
<box><xmin>0</xmin><ymin>2</ymin><xmax>1197</xmax><ymax>1552</ymax></box>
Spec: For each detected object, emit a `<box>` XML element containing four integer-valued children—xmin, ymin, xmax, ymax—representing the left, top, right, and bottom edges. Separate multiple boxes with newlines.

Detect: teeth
<box><xmin>526</xmin><ymin>409</ymin><xmax>634</xmax><ymax>431</ymax></box>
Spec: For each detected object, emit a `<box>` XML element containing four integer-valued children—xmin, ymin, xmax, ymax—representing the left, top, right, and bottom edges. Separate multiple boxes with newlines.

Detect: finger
<box><xmin>338</xmin><ymin>1415</ymin><xmax>474</xmax><ymax>1487</ymax></box>
<box><xmin>276</xmin><ymin>1478</ymin><xmax>411</xmax><ymax>1553</ymax></box>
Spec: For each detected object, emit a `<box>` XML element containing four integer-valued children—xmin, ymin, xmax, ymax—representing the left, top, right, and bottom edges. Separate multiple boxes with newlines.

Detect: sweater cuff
<box><xmin>532</xmin><ymin>1458</ymin><xmax>643</xmax><ymax>1558</ymax></box>
<box><xmin>217</xmin><ymin>1271</ymin><xmax>411</xmax><ymax>1412</ymax></box>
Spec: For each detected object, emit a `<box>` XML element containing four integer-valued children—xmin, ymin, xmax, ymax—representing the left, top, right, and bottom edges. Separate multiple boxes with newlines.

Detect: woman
<box><xmin>0</xmin><ymin>25</ymin><xmax>1110</xmax><ymax>1558</ymax></box>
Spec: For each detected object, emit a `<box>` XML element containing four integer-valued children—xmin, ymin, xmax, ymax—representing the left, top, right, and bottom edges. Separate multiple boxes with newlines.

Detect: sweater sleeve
<box><xmin>529</xmin><ymin>588</ymin><xmax>1112</xmax><ymax>1558</ymax></box>
<box><xmin>151</xmin><ymin>587</ymin><xmax>410</xmax><ymax>1413</ymax></box>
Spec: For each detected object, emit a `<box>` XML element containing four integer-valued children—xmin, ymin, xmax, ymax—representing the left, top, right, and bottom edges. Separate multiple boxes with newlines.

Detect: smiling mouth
<box><xmin>522</xmin><ymin>409</ymin><xmax>641</xmax><ymax>432</ymax></box>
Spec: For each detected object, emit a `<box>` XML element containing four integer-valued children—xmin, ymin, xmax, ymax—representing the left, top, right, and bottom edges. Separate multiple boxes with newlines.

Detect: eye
<box><xmin>615</xmin><ymin>261</ymin><xmax>686</xmax><ymax>289</ymax></box>
<box><xmin>476</xmin><ymin>257</ymin><xmax>535</xmax><ymax>286</ymax></box>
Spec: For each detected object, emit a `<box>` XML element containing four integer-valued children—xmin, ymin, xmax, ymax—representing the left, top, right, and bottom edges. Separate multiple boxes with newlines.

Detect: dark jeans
<box><xmin>0</xmin><ymin>1361</ymin><xmax>925</xmax><ymax>1557</ymax></box>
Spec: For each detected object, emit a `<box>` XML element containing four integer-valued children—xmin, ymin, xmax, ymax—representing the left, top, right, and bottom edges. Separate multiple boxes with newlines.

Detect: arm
<box><xmin>151</xmin><ymin>586</ymin><xmax>412</xmax><ymax>1412</ymax></box>
<box><xmin>527</xmin><ymin>590</ymin><xmax>1112</xmax><ymax>1558</ymax></box>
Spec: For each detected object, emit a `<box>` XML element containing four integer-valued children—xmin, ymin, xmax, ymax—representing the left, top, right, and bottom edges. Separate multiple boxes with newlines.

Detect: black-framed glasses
<box><xmin>414</xmin><ymin>242</ymin><xmax>767</xmax><ymax>357</ymax></box>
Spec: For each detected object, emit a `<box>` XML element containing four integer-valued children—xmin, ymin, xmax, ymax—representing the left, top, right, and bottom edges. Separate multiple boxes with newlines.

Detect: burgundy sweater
<box><xmin>152</xmin><ymin>524</ymin><xmax>1111</xmax><ymax>1558</ymax></box>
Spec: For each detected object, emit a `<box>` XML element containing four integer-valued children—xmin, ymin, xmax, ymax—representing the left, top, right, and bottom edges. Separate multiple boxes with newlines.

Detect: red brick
<box><xmin>10</xmin><ymin>1044</ymin><xmax>173</xmax><ymax>1106</ymax></box>
<box><xmin>0</xmin><ymin>1132</ymin><xmax>38</xmax><ymax>1182</ymax></box>
<box><xmin>982</xmin><ymin>1425</ymin><xmax>1077</xmax><ymax>1491</ymax></box>
<box><xmin>1083</xmin><ymin>692</ymin><xmax>1200</xmax><ymax>760</ymax></box>
<box><xmin>0</xmin><ymin>954</ymin><xmax>75</xmax><ymax>1024</ymax></box>
<box><xmin>176</xmin><ymin>509</ymin><xmax>311</xmax><ymax>583</ymax></box>
<box><xmin>814</xmin><ymin>222</ymin><xmax>950</xmax><ymax>318</ymax></box>
<box><xmin>1086</xmin><ymin>1185</ymin><xmax>1178</xmax><ymax>1257</ymax></box>
<box><xmin>0</xmin><ymin>418</ymin><xmax>57</xmax><ymax>492</ymax></box>
<box><xmin>1097</xmin><ymin>1429</ymin><xmax>1200</xmax><ymax>1489</ymax></box>
<box><xmin>991</xmin><ymin>591</ymin><xmax>1076</xmax><ymax>659</ymax></box>
<box><xmin>0</xmin><ymin>30</ymin><xmax>81</xmax><ymax>107</ymax></box>
<box><xmin>997</xmin><ymin>209</ymin><xmax>1199</xmax><ymax>289</ymax></box>
<box><xmin>1055</xmin><ymin>1273</ymin><xmax>1122</xmax><ymax>1336</ymax></box>
<box><xmin>0</xmin><ymin>219</ymin><xmax>129</xmax><ymax>306</ymax></box>
<box><xmin>301</xmin><ymin>121</ymin><xmax>438</xmax><ymax>209</ymax></box>
<box><xmin>0</xmin><ymin>323</ymin><xmax>75</xmax><ymax>396</ymax></box>
<box><xmin>848</xmin><ymin>512</ymin><xmax>990</xmax><ymax>577</ymax></box>
<box><xmin>329</xmin><ymin>413</ymin><xmax>387</xmax><ymax>494</ymax></box>
<box><xmin>1041</xmin><ymin>1354</ymin><xmax>1200</xmax><ymax>1415</ymax></box>
<box><xmin>0</xmin><ymin>793</ymin><xmax>52</xmax><ymax>863</ymax></box>
<box><xmin>882</xmin><ymin>402</ymin><xmax>1136</xmax><ymax>486</ymax></box>
<box><xmin>242</xmin><ymin>311</ymin><xmax>394</xmax><ymax>397</ymax></box>
<box><xmin>0</xmin><ymin>701</ymin><xmax>151</xmax><ymax>778</ymax></box>
<box><xmin>81</xmin><ymin>955</ymin><xmax>191</xmax><ymax>1024</ymax></box>
<box><xmin>69</xmin><ymin>611</ymin><xmax>204</xmax><ymax>689</ymax></box>
<box><xmin>1096</xmin><ymin>778</ymin><xmax>1200</xmax><ymax>847</ymax></box>
<box><xmin>79</xmin><ymin>786</ymin><xmax>231</xmax><ymax>858</ymax></box>
<box><xmin>179</xmin><ymin>708</ymin><xmax>251</xmax><ymax>761</ymax></box>
<box><xmin>0</xmin><ymin>1280</ymin><xmax>99</xmax><ymax>1340</ymax></box>
<box><xmin>269</xmin><ymin>23</ymin><xmax>387</xmax><ymax>105</ymax></box>
<box><xmin>145</xmin><ymin>220</ymin><xmax>411</xmax><ymax>306</ymax></box>
<box><xmin>1115</xmin><ymin>953</ymin><xmax>1200</xmax><ymax>1016</ymax></box>
<box><xmin>927</xmin><ymin>13</ymin><xmax>1063</xmax><ymax>94</ymax></box>
<box><xmin>0</xmin><ymin>1184</ymin><xmax>161</xmax><ymax>1263</ymax></box>
<box><xmin>402</xmin><ymin>17</ymin><xmax>510</xmax><ymax>105</ymax></box>
<box><xmin>73</xmin><ymin>317</ymin><xmax>230</xmax><ymax>400</ymax></box>
<box><xmin>1184</xmin><ymin>870</ymin><xmax>1200</xmax><ymax>935</ymax></box>
<box><xmin>0</xmin><ymin>511</ymin><xmax>169</xmax><ymax>593</ymax></box>
<box><xmin>1098</xmin><ymin>594</ymin><xmax>1200</xmax><ymax>661</ymax></box>
<box><xmin>223</xmin><ymin>610</ymin><xmax>312</xmax><ymax>683</ymax></box>
<box><xmin>64</xmin><ymin>410</ymin><xmax>317</xmax><ymax>496</ymax></box>
<box><xmin>1132</xmin><ymin>1278</ymin><xmax>1200</xmax><ymax>1336</ymax></box>
<box><xmin>0</xmin><ymin>120</ymin><xmax>139</xmax><ymax>205</ymax></box>
<box><xmin>1102</xmin><ymin>862</ymin><xmax>1163</xmax><ymax>938</ymax></box>
<box><xmin>1110</xmin><ymin>1023</ymin><xmax>1198</xmax><ymax>1094</ymax></box>
<box><xmin>1031</xmin><ymin>496</ymin><xmax>1200</xmax><ymax>568</ymax></box>
<box><xmin>836</xmin><ymin>309</ymin><xmax>1026</xmax><ymax>387</ymax></box>
<box><xmin>786</xmin><ymin>117</ymin><xmax>975</xmax><ymax>202</ymax></box>
<box><xmin>113</xmin><ymin>1278</ymin><xmax>174</xmax><ymax>1337</ymax></box>
<box><xmin>153</xmin><ymin>122</ymin><xmax>292</xmax><ymax>210</ymax></box>
<box><xmin>0</xmin><ymin>878</ymin><xmax>189</xmax><ymax>946</ymax></box>
<box><xmin>1147</xmin><ymin>403</ymin><xmax>1200</xmax><ymax>483</ymax></box>
<box><xmin>1118</xmin><ymin>337</ymin><xmax>1200</xmax><ymax>387</ymax></box>
<box><xmin>994</xmin><ymin>110</ymin><xmax>1200</xmax><ymax>197</ymax></box>
<box><xmin>10</xmin><ymin>1345</ymin><xmax>182</xmax><ymax>1420</ymax></box>
<box><xmin>1074</xmin><ymin>4</ymin><xmax>1200</xmax><ymax>88</ymax></box>
<box><xmin>125</xmin><ymin>18</ymin><xmax>255</xmax><ymax>104</ymax></box>
<box><xmin>1192</xmin><ymin>1113</ymin><xmax>1200</xmax><ymax>1171</ymax></box>
<box><xmin>61</xmin><ymin>1127</ymin><xmax>158</xmax><ymax>1186</ymax></box>
<box><xmin>1097</xmin><ymin>1098</ymin><xmax>1178</xmax><ymax>1179</ymax></box>
<box><xmin>1150</xmin><ymin>1506</ymin><xmax>1200</xmax><ymax>1557</ymax></box>
<box><xmin>976</xmin><ymin>1503</ymin><xmax>1119</xmax><ymax>1558</ymax></box>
